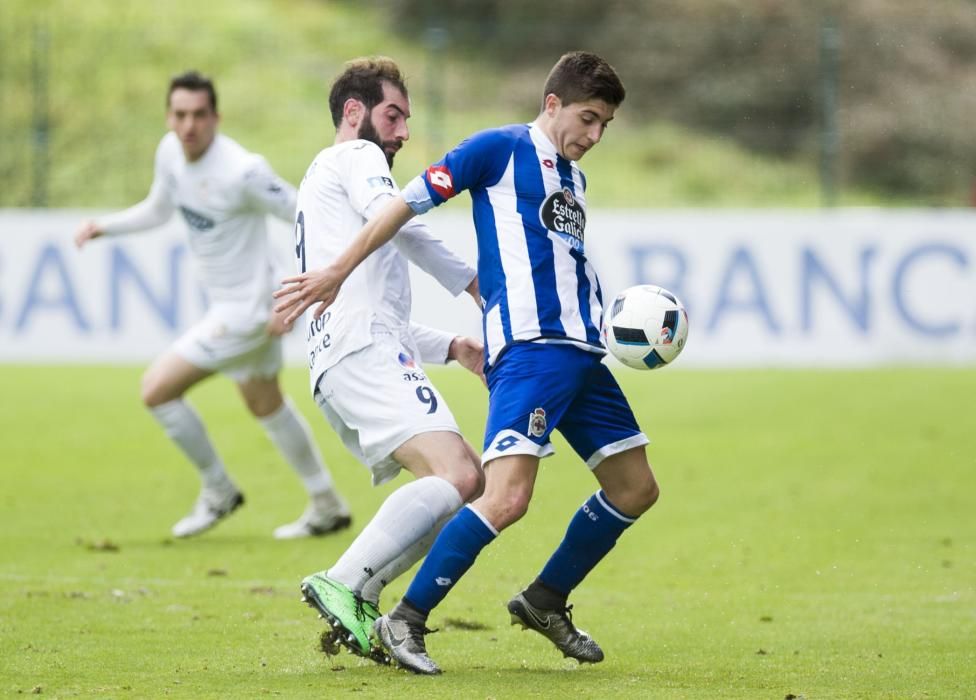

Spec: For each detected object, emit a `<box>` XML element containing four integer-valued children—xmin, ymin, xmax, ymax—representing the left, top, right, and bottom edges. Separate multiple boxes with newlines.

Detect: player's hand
<box><xmin>74</xmin><ymin>220</ymin><xmax>103</xmax><ymax>249</ymax></box>
<box><xmin>449</xmin><ymin>336</ymin><xmax>486</xmax><ymax>387</ymax></box>
<box><xmin>266</xmin><ymin>308</ymin><xmax>294</xmax><ymax>337</ymax></box>
<box><xmin>273</xmin><ymin>266</ymin><xmax>343</xmax><ymax>326</ymax></box>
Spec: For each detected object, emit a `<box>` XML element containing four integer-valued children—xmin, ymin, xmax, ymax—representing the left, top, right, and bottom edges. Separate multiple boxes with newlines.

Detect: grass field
<box><xmin>1</xmin><ymin>365</ymin><xmax>974</xmax><ymax>699</ymax></box>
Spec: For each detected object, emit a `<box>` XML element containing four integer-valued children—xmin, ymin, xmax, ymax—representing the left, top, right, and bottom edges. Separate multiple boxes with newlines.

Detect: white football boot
<box><xmin>171</xmin><ymin>486</ymin><xmax>245</xmax><ymax>538</ymax></box>
<box><xmin>273</xmin><ymin>490</ymin><xmax>352</xmax><ymax>539</ymax></box>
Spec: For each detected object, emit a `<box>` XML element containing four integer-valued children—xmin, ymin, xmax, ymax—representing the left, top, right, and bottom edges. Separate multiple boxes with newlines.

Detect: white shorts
<box><xmin>173</xmin><ymin>308</ymin><xmax>282</xmax><ymax>383</ymax></box>
<box><xmin>313</xmin><ymin>331</ymin><xmax>461</xmax><ymax>486</ymax></box>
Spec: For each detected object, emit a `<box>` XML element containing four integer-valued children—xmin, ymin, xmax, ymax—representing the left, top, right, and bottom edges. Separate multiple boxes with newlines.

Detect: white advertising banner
<box><xmin>1</xmin><ymin>209</ymin><xmax>974</xmax><ymax>366</ymax></box>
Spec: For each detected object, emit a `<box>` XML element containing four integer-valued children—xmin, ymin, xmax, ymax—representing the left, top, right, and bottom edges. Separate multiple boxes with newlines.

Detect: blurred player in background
<box><xmin>287</xmin><ymin>57</ymin><xmax>485</xmax><ymax>662</ymax></box>
<box><xmin>275</xmin><ymin>52</ymin><xmax>661</xmax><ymax>674</ymax></box>
<box><xmin>74</xmin><ymin>71</ymin><xmax>351</xmax><ymax>540</ymax></box>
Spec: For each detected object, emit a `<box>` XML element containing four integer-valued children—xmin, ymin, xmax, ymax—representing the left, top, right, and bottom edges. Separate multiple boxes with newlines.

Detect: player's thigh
<box><xmin>392</xmin><ymin>431</ymin><xmax>483</xmax><ymax>500</ymax></box>
<box><xmin>317</xmin><ymin>337</ymin><xmax>462</xmax><ymax>484</ymax></box>
<box><xmin>558</xmin><ymin>361</ymin><xmax>649</xmax><ymax>469</ymax></box>
<box><xmin>591</xmin><ymin>446</ymin><xmax>659</xmax><ymax>517</ymax></box>
<box><xmin>141</xmin><ymin>350</ymin><xmax>213</xmax><ymax>406</ymax></box>
<box><xmin>481</xmin><ymin>344</ymin><xmax>593</xmax><ymax>465</ymax></box>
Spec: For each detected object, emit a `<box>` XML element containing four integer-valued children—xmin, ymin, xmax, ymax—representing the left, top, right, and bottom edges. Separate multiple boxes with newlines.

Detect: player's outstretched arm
<box><xmin>74</xmin><ymin>220</ymin><xmax>104</xmax><ymax>249</ymax></box>
<box><xmin>273</xmin><ymin>195</ymin><xmax>417</xmax><ymax>324</ymax></box>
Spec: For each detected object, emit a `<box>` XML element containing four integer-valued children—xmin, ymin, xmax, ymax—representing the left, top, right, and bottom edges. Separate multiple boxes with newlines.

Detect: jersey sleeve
<box><xmin>98</xmin><ymin>137</ymin><xmax>175</xmax><ymax>235</ymax></box>
<box><xmin>409</xmin><ymin>322</ymin><xmax>456</xmax><ymax>365</ymax></box>
<box><xmin>340</xmin><ymin>141</ymin><xmax>400</xmax><ymax>217</ymax></box>
<box><xmin>402</xmin><ymin>127</ymin><xmax>516</xmax><ymax>215</ymax></box>
<box><xmin>377</xmin><ymin>209</ymin><xmax>476</xmax><ymax>297</ymax></box>
<box><xmin>243</xmin><ymin>155</ymin><xmax>297</xmax><ymax>222</ymax></box>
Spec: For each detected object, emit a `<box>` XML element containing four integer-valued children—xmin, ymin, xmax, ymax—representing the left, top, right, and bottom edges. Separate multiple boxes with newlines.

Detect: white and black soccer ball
<box><xmin>603</xmin><ymin>284</ymin><xmax>689</xmax><ymax>370</ymax></box>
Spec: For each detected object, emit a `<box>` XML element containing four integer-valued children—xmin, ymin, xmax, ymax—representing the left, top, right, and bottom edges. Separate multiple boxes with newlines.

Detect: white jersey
<box><xmin>296</xmin><ymin>139</ymin><xmax>475</xmax><ymax>390</ymax></box>
<box><xmin>98</xmin><ymin>132</ymin><xmax>296</xmax><ymax>324</ymax></box>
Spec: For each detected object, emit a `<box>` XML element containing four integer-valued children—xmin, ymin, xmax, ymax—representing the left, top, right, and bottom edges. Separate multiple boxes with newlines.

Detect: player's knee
<box><xmin>628</xmin><ymin>475</ymin><xmax>660</xmax><ymax>515</ymax></box>
<box><xmin>605</xmin><ymin>472</ymin><xmax>659</xmax><ymax>517</ymax></box>
<box><xmin>484</xmin><ymin>488</ymin><xmax>532</xmax><ymax>530</ymax></box>
<box><xmin>452</xmin><ymin>466</ymin><xmax>484</xmax><ymax>503</ymax></box>
<box><xmin>428</xmin><ymin>441</ymin><xmax>484</xmax><ymax>502</ymax></box>
<box><xmin>140</xmin><ymin>372</ymin><xmax>169</xmax><ymax>408</ymax></box>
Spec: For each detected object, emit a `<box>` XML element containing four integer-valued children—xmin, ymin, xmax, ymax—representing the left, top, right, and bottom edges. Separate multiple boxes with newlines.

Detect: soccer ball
<box><xmin>603</xmin><ymin>284</ymin><xmax>689</xmax><ymax>370</ymax></box>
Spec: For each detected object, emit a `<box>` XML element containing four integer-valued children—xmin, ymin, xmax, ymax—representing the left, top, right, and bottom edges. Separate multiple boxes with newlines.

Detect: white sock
<box><xmin>360</xmin><ymin>513</ymin><xmax>451</xmax><ymax>606</ymax></box>
<box><xmin>258</xmin><ymin>398</ymin><xmax>336</xmax><ymax>497</ymax></box>
<box><xmin>150</xmin><ymin>399</ymin><xmax>232</xmax><ymax>491</ymax></box>
<box><xmin>328</xmin><ymin>476</ymin><xmax>462</xmax><ymax>593</ymax></box>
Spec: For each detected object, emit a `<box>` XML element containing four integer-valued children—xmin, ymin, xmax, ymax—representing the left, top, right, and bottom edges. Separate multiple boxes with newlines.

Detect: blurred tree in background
<box><xmin>379</xmin><ymin>0</ymin><xmax>976</xmax><ymax>200</ymax></box>
<box><xmin>1</xmin><ymin>0</ymin><xmax>974</xmax><ymax>207</ymax></box>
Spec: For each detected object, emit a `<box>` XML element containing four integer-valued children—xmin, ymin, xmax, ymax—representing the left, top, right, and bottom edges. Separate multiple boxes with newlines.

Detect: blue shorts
<box><xmin>481</xmin><ymin>343</ymin><xmax>649</xmax><ymax>468</ymax></box>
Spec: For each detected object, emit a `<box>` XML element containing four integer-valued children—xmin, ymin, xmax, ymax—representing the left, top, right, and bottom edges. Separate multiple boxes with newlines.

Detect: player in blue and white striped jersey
<box><xmin>275</xmin><ymin>52</ymin><xmax>662</xmax><ymax>674</ymax></box>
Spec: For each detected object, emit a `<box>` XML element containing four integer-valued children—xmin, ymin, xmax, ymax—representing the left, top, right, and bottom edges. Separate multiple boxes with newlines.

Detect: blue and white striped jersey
<box><xmin>402</xmin><ymin>122</ymin><xmax>605</xmax><ymax>368</ymax></box>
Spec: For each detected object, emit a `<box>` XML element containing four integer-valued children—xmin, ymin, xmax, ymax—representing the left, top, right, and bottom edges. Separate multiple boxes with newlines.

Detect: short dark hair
<box><xmin>167</xmin><ymin>70</ymin><xmax>218</xmax><ymax>113</ymax></box>
<box><xmin>328</xmin><ymin>57</ymin><xmax>408</xmax><ymax>128</ymax></box>
<box><xmin>541</xmin><ymin>51</ymin><xmax>625</xmax><ymax>110</ymax></box>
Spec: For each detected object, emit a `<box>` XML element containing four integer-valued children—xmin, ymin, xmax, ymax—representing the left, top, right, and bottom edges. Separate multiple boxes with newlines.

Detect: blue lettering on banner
<box><xmin>801</xmin><ymin>246</ymin><xmax>876</xmax><ymax>333</ymax></box>
<box><xmin>15</xmin><ymin>243</ymin><xmax>90</xmax><ymax>332</ymax></box>
<box><xmin>629</xmin><ymin>244</ymin><xmax>689</xmax><ymax>314</ymax></box>
<box><xmin>707</xmin><ymin>246</ymin><xmax>780</xmax><ymax>334</ymax></box>
<box><xmin>110</xmin><ymin>244</ymin><xmax>184</xmax><ymax>330</ymax></box>
<box><xmin>893</xmin><ymin>243</ymin><xmax>966</xmax><ymax>337</ymax></box>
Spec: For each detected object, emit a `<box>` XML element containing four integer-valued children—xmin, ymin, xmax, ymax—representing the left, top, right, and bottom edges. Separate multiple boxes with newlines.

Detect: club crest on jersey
<box><xmin>528</xmin><ymin>408</ymin><xmax>547</xmax><ymax>437</ymax></box>
<box><xmin>540</xmin><ymin>187</ymin><xmax>585</xmax><ymax>251</ymax></box>
<box><xmin>426</xmin><ymin>165</ymin><xmax>455</xmax><ymax>200</ymax></box>
<box><xmin>397</xmin><ymin>352</ymin><xmax>418</xmax><ymax>369</ymax></box>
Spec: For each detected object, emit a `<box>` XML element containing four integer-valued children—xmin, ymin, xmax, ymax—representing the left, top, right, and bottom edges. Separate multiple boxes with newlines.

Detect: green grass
<box><xmin>0</xmin><ymin>0</ymin><xmax>901</xmax><ymax>209</ymax></box>
<box><xmin>1</xmin><ymin>366</ymin><xmax>974</xmax><ymax>698</ymax></box>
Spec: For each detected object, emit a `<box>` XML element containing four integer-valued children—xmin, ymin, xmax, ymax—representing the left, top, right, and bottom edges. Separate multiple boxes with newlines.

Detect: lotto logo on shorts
<box><xmin>397</xmin><ymin>352</ymin><xmax>418</xmax><ymax>369</ymax></box>
<box><xmin>426</xmin><ymin>165</ymin><xmax>455</xmax><ymax>200</ymax></box>
<box><xmin>528</xmin><ymin>408</ymin><xmax>547</xmax><ymax>437</ymax></box>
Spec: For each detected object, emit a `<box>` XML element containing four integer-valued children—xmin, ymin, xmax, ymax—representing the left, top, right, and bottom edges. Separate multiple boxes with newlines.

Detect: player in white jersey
<box><xmin>74</xmin><ymin>71</ymin><xmax>352</xmax><ymax>540</ymax></box>
<box><xmin>276</xmin><ymin>53</ymin><xmax>662</xmax><ymax>674</ymax></box>
<box><xmin>285</xmin><ymin>58</ymin><xmax>485</xmax><ymax>662</ymax></box>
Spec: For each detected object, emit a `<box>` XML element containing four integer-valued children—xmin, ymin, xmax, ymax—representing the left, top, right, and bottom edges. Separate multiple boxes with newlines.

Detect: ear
<box><xmin>343</xmin><ymin>98</ymin><xmax>365</xmax><ymax>127</ymax></box>
<box><xmin>543</xmin><ymin>93</ymin><xmax>562</xmax><ymax>117</ymax></box>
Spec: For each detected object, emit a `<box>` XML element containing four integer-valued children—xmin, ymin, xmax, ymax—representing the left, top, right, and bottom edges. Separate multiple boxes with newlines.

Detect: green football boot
<box><xmin>300</xmin><ymin>573</ymin><xmax>372</xmax><ymax>657</ymax></box>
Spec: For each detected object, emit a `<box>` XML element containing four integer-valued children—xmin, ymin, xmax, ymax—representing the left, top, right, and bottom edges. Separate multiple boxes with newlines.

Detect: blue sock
<box><xmin>402</xmin><ymin>505</ymin><xmax>497</xmax><ymax>614</ymax></box>
<box><xmin>538</xmin><ymin>491</ymin><xmax>636</xmax><ymax>595</ymax></box>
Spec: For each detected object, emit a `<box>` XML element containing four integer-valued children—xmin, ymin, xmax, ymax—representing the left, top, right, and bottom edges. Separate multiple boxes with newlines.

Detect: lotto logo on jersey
<box><xmin>425</xmin><ymin>165</ymin><xmax>456</xmax><ymax>200</ymax></box>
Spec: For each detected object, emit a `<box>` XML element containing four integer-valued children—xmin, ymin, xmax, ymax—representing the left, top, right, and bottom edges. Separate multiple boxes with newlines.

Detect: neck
<box><xmin>183</xmin><ymin>138</ymin><xmax>214</xmax><ymax>163</ymax></box>
<box><xmin>334</xmin><ymin>123</ymin><xmax>358</xmax><ymax>145</ymax></box>
<box><xmin>534</xmin><ymin>114</ymin><xmax>561</xmax><ymax>155</ymax></box>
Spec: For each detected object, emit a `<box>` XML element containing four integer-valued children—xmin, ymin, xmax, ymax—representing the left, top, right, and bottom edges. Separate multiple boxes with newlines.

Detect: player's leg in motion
<box><xmin>509</xmin><ymin>359</ymin><xmax>659</xmax><ymax>663</ymax></box>
<box><xmin>509</xmin><ymin>447</ymin><xmax>658</xmax><ymax>663</ymax></box>
<box><xmin>142</xmin><ymin>352</ymin><xmax>245</xmax><ymax>538</ymax></box>
<box><xmin>301</xmin><ymin>432</ymin><xmax>482</xmax><ymax>661</ymax></box>
<box><xmin>236</xmin><ymin>375</ymin><xmax>351</xmax><ymax>539</ymax></box>
<box><xmin>374</xmin><ymin>453</ymin><xmax>536</xmax><ymax>674</ymax></box>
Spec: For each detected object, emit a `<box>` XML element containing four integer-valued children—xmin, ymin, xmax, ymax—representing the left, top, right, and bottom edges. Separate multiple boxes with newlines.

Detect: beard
<box><xmin>358</xmin><ymin>115</ymin><xmax>398</xmax><ymax>167</ymax></box>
